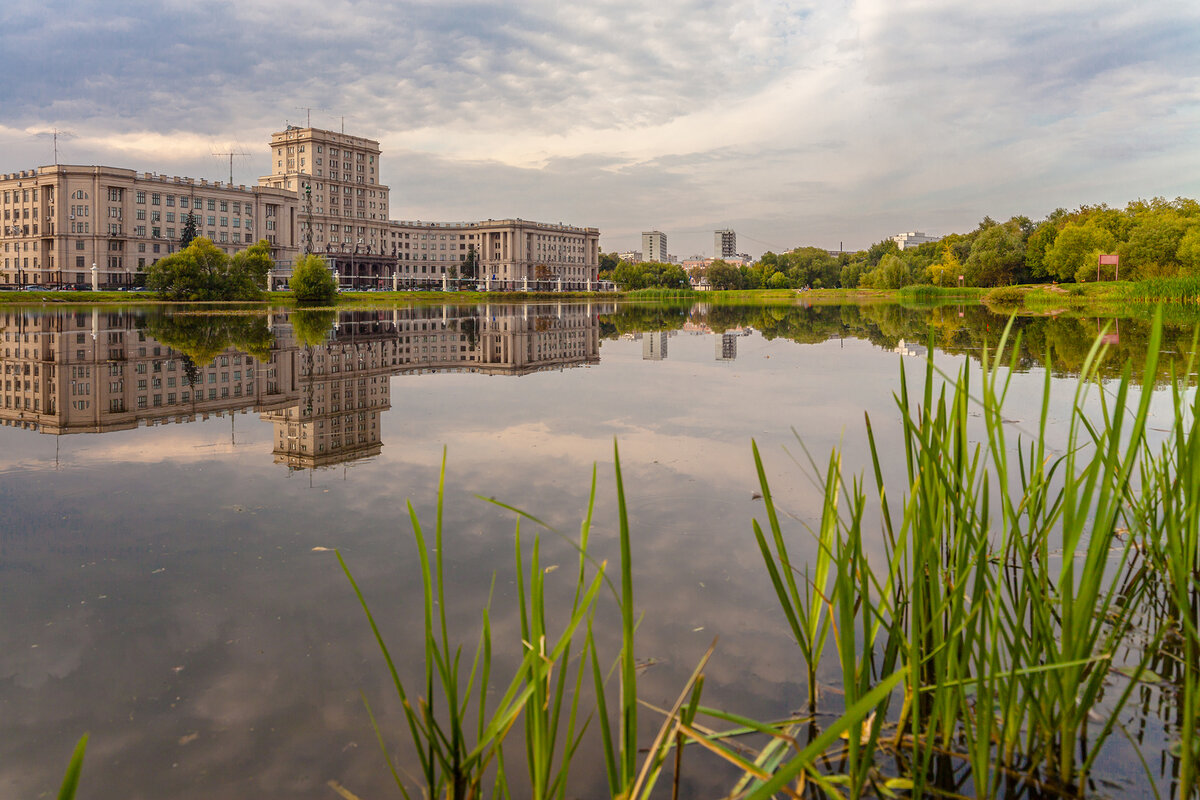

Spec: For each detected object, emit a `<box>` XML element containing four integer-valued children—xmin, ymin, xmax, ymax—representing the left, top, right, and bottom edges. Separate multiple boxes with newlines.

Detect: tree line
<box><xmin>599</xmin><ymin>197</ymin><xmax>1200</xmax><ymax>290</ymax></box>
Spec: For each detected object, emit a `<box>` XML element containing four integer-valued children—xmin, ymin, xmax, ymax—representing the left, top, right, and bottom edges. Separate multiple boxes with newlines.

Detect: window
<box><xmin>136</xmin><ymin>191</ymin><xmax>146</xmax><ymax>203</ymax></box>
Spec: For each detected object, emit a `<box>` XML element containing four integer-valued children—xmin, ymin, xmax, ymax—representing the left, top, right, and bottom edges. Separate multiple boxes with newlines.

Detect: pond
<box><xmin>0</xmin><ymin>301</ymin><xmax>1195</xmax><ymax>798</ymax></box>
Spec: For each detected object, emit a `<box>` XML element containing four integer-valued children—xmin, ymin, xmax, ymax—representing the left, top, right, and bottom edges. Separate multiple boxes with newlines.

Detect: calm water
<box><xmin>0</xmin><ymin>301</ymin><xmax>1192</xmax><ymax>798</ymax></box>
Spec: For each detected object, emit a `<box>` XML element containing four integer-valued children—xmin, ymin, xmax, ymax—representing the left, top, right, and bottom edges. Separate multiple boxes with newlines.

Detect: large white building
<box><xmin>642</xmin><ymin>230</ymin><xmax>668</xmax><ymax>263</ymax></box>
<box><xmin>0</xmin><ymin>164</ymin><xmax>299</xmax><ymax>287</ymax></box>
<box><xmin>891</xmin><ymin>231</ymin><xmax>941</xmax><ymax>250</ymax></box>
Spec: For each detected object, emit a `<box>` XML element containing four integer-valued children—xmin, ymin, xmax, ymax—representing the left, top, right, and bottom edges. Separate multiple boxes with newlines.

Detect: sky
<box><xmin>2</xmin><ymin>0</ymin><xmax>1199</xmax><ymax>258</ymax></box>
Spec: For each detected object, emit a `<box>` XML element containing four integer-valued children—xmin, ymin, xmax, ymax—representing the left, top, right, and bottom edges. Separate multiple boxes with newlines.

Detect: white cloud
<box><xmin>2</xmin><ymin>0</ymin><xmax>1199</xmax><ymax>255</ymax></box>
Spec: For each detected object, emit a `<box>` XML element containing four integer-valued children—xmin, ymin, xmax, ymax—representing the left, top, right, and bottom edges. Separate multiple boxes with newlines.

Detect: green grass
<box><xmin>622</xmin><ymin>287</ymin><xmax>696</xmax><ymax>299</ymax></box>
<box><xmin>1119</xmin><ymin>275</ymin><xmax>1200</xmax><ymax>304</ymax></box>
<box><xmin>980</xmin><ymin>285</ymin><xmax>1025</xmax><ymax>306</ymax></box>
<box><xmin>897</xmin><ymin>284</ymin><xmax>985</xmax><ymax>301</ymax></box>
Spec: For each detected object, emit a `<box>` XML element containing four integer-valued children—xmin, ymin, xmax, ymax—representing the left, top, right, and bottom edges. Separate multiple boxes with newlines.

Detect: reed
<box><xmin>1121</xmin><ymin>276</ymin><xmax>1200</xmax><ymax>304</ymax></box>
<box><xmin>750</xmin><ymin>311</ymin><xmax>1183</xmax><ymax>796</ymax></box>
<box><xmin>56</xmin><ymin>735</ymin><xmax>87</xmax><ymax>800</ymax></box>
<box><xmin>337</xmin><ymin>311</ymin><xmax>1200</xmax><ymax>798</ymax></box>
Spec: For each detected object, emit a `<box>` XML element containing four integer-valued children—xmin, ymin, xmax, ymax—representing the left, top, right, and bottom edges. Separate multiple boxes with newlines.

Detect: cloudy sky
<box><xmin>2</xmin><ymin>0</ymin><xmax>1199</xmax><ymax>257</ymax></box>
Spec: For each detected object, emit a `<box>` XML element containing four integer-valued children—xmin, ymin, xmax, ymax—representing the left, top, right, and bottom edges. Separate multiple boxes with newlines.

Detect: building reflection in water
<box><xmin>0</xmin><ymin>303</ymin><xmax>610</xmax><ymax>470</ymax></box>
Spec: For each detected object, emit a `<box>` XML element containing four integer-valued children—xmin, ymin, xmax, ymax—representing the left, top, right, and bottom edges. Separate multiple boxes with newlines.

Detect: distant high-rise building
<box><xmin>714</xmin><ymin>229</ymin><xmax>736</xmax><ymax>260</ymax></box>
<box><xmin>642</xmin><ymin>230</ymin><xmax>667</xmax><ymax>263</ymax></box>
<box><xmin>891</xmin><ymin>231</ymin><xmax>941</xmax><ymax>250</ymax></box>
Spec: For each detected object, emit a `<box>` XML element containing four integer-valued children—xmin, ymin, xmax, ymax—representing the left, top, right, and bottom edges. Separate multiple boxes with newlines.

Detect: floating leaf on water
<box><xmin>327</xmin><ymin>780</ymin><xmax>366</xmax><ymax>800</ymax></box>
<box><xmin>311</xmin><ymin>546</ymin><xmax>332</xmax><ymax>552</ymax></box>
<box><xmin>839</xmin><ymin>710</ymin><xmax>875</xmax><ymax>743</ymax></box>
<box><xmin>885</xmin><ymin>777</ymin><xmax>914</xmax><ymax>792</ymax></box>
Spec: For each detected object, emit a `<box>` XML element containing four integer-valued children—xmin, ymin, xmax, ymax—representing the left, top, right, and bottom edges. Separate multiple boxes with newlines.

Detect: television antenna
<box><xmin>211</xmin><ymin>147</ymin><xmax>251</xmax><ymax>184</ymax></box>
<box><xmin>34</xmin><ymin>128</ymin><xmax>76</xmax><ymax>164</ymax></box>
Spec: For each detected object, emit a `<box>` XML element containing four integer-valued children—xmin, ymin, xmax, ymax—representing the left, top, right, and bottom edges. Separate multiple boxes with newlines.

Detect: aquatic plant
<box><xmin>339</xmin><ymin>309</ymin><xmax>1200</xmax><ymax>798</ymax></box>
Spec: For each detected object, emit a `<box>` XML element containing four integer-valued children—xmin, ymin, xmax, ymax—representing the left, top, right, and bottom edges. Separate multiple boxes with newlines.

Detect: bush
<box><xmin>981</xmin><ymin>286</ymin><xmax>1025</xmax><ymax>307</ymax></box>
<box><xmin>290</xmin><ymin>254</ymin><xmax>338</xmax><ymax>303</ymax></box>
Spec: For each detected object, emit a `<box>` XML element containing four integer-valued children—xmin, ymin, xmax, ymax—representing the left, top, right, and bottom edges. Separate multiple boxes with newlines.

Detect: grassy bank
<box><xmin>335</xmin><ymin>311</ymin><xmax>1198</xmax><ymax>799</ymax></box>
<box><xmin>3</xmin><ymin>278</ymin><xmax>1195</xmax><ymax>312</ymax></box>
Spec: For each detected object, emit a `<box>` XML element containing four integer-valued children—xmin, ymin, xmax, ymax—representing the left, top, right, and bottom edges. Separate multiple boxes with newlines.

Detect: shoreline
<box><xmin>0</xmin><ymin>281</ymin><xmax>1177</xmax><ymax>312</ymax></box>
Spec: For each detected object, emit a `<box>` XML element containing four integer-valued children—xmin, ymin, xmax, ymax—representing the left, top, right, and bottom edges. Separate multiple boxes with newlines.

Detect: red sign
<box><xmin>1099</xmin><ymin>254</ymin><xmax>1119</xmax><ymax>266</ymax></box>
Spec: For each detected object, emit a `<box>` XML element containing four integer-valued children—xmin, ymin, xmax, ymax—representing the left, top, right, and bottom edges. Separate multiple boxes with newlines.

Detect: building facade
<box><xmin>714</xmin><ymin>229</ymin><xmax>736</xmax><ymax>259</ymax></box>
<box><xmin>377</xmin><ymin>219</ymin><xmax>600</xmax><ymax>290</ymax></box>
<box><xmin>259</xmin><ymin>126</ymin><xmax>390</xmax><ymax>258</ymax></box>
<box><xmin>0</xmin><ymin>165</ymin><xmax>300</xmax><ymax>287</ymax></box>
<box><xmin>642</xmin><ymin>231</ymin><xmax>668</xmax><ymax>263</ymax></box>
<box><xmin>891</xmin><ymin>231</ymin><xmax>941</xmax><ymax>250</ymax></box>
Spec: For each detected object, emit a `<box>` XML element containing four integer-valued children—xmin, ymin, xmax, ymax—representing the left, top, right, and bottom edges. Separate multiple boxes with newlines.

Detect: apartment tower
<box><xmin>641</xmin><ymin>230</ymin><xmax>667</xmax><ymax>263</ymax></box>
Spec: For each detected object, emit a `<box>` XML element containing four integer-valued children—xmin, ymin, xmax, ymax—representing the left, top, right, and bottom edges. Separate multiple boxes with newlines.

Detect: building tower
<box><xmin>714</xmin><ymin>229</ymin><xmax>736</xmax><ymax>260</ymax></box>
<box><xmin>259</xmin><ymin>125</ymin><xmax>391</xmax><ymax>257</ymax></box>
<box><xmin>641</xmin><ymin>230</ymin><xmax>667</xmax><ymax>263</ymax></box>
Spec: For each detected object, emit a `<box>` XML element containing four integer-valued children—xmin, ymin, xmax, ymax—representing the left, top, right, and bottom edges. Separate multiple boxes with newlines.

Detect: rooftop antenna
<box><xmin>35</xmin><ymin>128</ymin><xmax>75</xmax><ymax>164</ymax></box>
<box><xmin>211</xmin><ymin>147</ymin><xmax>251</xmax><ymax>184</ymax></box>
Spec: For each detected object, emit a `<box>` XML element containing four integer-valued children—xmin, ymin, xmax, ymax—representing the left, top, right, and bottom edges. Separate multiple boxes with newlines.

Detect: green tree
<box><xmin>291</xmin><ymin>253</ymin><xmax>338</xmax><ymax>303</ymax></box>
<box><xmin>861</xmin><ymin>253</ymin><xmax>912</xmax><ymax>289</ymax></box>
<box><xmin>767</xmin><ymin>271</ymin><xmax>790</xmax><ymax>289</ymax></box>
<box><xmin>1177</xmin><ymin>227</ymin><xmax>1200</xmax><ymax>274</ymax></box>
<box><xmin>598</xmin><ymin>252</ymin><xmax>620</xmax><ymax>279</ymax></box>
<box><xmin>965</xmin><ymin>221</ymin><xmax>1026</xmax><ymax>286</ymax></box>
<box><xmin>462</xmin><ymin>245</ymin><xmax>479</xmax><ymax>280</ymax></box>
<box><xmin>1025</xmin><ymin>220</ymin><xmax>1061</xmax><ymax>280</ymax></box>
<box><xmin>926</xmin><ymin>242</ymin><xmax>962</xmax><ymax>286</ymax></box>
<box><xmin>1119</xmin><ymin>212</ymin><xmax>1186</xmax><ymax>277</ymax></box>
<box><xmin>865</xmin><ymin>238</ymin><xmax>901</xmax><ymax>267</ymax></box>
<box><xmin>180</xmin><ymin>212</ymin><xmax>198</xmax><ymax>249</ymax></box>
<box><xmin>839</xmin><ymin>261</ymin><xmax>866</xmax><ymax>288</ymax></box>
<box><xmin>707</xmin><ymin>260</ymin><xmax>741</xmax><ymax>290</ymax></box>
<box><xmin>230</xmin><ymin>239</ymin><xmax>274</xmax><ymax>294</ymax></box>
<box><xmin>145</xmin><ymin>237</ymin><xmax>272</xmax><ymax>300</ymax></box>
<box><xmin>1044</xmin><ymin>220</ymin><xmax>1116</xmax><ymax>282</ymax></box>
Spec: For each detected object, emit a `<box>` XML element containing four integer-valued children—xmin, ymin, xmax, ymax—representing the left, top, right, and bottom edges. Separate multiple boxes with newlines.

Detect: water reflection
<box><xmin>1</xmin><ymin>302</ymin><xmax>610</xmax><ymax>469</ymax></box>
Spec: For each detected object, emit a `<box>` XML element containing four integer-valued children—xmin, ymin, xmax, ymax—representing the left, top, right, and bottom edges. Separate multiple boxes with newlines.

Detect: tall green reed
<box><xmin>340</xmin><ymin>442</ymin><xmax>894</xmax><ymax>799</ymax></box>
<box><xmin>338</xmin><ymin>450</ymin><xmax>605</xmax><ymax>799</ymax></box>
<box><xmin>1130</xmin><ymin>333</ymin><xmax>1200</xmax><ymax>799</ymax></box>
<box><xmin>752</xmin><ymin>311</ymin><xmax>1172</xmax><ymax>797</ymax></box>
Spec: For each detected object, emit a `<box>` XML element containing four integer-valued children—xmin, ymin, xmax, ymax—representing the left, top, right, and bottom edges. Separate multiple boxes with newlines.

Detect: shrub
<box><xmin>981</xmin><ymin>285</ymin><xmax>1024</xmax><ymax>306</ymax></box>
<box><xmin>290</xmin><ymin>254</ymin><xmax>338</xmax><ymax>303</ymax></box>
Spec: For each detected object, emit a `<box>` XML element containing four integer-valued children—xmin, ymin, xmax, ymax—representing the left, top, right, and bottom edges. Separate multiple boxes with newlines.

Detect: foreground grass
<box><xmin>337</xmin><ymin>310</ymin><xmax>1198</xmax><ymax>799</ymax></box>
